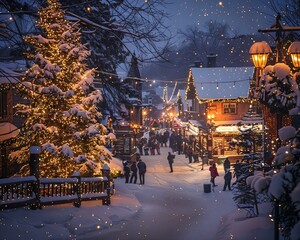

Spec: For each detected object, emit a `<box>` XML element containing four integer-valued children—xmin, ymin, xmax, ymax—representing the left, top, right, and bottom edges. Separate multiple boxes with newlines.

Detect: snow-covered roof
<box><xmin>0</xmin><ymin>122</ymin><xmax>20</xmax><ymax>141</ymax></box>
<box><xmin>191</xmin><ymin>67</ymin><xmax>254</xmax><ymax>99</ymax></box>
<box><xmin>128</xmin><ymin>97</ymin><xmax>141</xmax><ymax>103</ymax></box>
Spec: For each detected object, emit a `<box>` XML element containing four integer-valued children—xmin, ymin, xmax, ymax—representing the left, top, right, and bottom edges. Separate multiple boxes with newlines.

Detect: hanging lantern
<box><xmin>288</xmin><ymin>41</ymin><xmax>300</xmax><ymax>68</ymax></box>
<box><xmin>249</xmin><ymin>41</ymin><xmax>272</xmax><ymax>68</ymax></box>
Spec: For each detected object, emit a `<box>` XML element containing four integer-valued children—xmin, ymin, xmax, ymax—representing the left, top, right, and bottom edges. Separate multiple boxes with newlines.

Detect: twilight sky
<box><xmin>165</xmin><ymin>0</ymin><xmax>273</xmax><ymax>37</ymax></box>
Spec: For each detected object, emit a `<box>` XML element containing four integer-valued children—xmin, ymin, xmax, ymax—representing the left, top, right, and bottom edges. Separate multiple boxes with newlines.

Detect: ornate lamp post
<box><xmin>250</xmin><ymin>15</ymin><xmax>300</xmax><ymax>240</ymax></box>
<box><xmin>250</xmin><ymin>15</ymin><xmax>300</xmax><ymax>86</ymax></box>
<box><xmin>249</xmin><ymin>15</ymin><xmax>300</xmax><ymax>153</ymax></box>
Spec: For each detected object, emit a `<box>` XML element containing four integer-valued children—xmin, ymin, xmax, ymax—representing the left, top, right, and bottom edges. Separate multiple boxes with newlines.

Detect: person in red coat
<box><xmin>209</xmin><ymin>163</ymin><xmax>219</xmax><ymax>187</ymax></box>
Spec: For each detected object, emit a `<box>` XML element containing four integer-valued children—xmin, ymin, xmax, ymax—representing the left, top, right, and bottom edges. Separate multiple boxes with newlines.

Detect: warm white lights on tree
<box><xmin>9</xmin><ymin>0</ymin><xmax>112</xmax><ymax>178</ymax></box>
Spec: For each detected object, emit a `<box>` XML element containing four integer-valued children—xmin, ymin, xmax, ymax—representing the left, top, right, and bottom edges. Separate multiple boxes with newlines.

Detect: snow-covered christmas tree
<box><xmin>9</xmin><ymin>0</ymin><xmax>113</xmax><ymax>178</ymax></box>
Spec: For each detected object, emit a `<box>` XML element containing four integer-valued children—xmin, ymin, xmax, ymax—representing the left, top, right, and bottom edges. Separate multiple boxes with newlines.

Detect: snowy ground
<box><xmin>0</xmin><ymin>146</ymin><xmax>275</xmax><ymax>240</ymax></box>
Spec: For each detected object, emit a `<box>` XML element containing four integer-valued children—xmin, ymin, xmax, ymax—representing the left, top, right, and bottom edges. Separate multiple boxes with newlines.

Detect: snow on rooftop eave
<box><xmin>199</xmin><ymin>96</ymin><xmax>249</xmax><ymax>101</ymax></box>
<box><xmin>191</xmin><ymin>66</ymin><xmax>254</xmax><ymax>99</ymax></box>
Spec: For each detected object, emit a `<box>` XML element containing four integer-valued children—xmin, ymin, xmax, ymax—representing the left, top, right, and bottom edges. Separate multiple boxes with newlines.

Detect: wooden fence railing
<box><xmin>0</xmin><ymin>174</ymin><xmax>112</xmax><ymax>210</ymax></box>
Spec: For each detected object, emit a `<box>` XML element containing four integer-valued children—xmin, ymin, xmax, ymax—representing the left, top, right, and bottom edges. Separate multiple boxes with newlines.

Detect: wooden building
<box><xmin>0</xmin><ymin>65</ymin><xmax>22</xmax><ymax>178</ymax></box>
<box><xmin>113</xmin><ymin>55</ymin><xmax>144</xmax><ymax>162</ymax></box>
<box><xmin>183</xmin><ymin>66</ymin><xmax>264</xmax><ymax>162</ymax></box>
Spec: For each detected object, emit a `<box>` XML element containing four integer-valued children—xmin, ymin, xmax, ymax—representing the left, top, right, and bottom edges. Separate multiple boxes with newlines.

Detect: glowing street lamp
<box><xmin>249</xmin><ymin>41</ymin><xmax>272</xmax><ymax>88</ymax></box>
<box><xmin>249</xmin><ymin>41</ymin><xmax>272</xmax><ymax>69</ymax></box>
<box><xmin>288</xmin><ymin>41</ymin><xmax>300</xmax><ymax>68</ymax></box>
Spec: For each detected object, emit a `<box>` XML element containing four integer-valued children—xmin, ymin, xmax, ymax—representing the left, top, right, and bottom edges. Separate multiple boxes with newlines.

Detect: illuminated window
<box><xmin>0</xmin><ymin>91</ymin><xmax>8</xmax><ymax>119</ymax></box>
<box><xmin>223</xmin><ymin>103</ymin><xmax>236</xmax><ymax>114</ymax></box>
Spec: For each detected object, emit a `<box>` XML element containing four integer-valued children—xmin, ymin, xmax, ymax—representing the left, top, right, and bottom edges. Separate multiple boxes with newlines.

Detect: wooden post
<box><xmin>101</xmin><ymin>164</ymin><xmax>111</xmax><ymax>205</ymax></box>
<box><xmin>29</xmin><ymin>146</ymin><xmax>41</xmax><ymax>209</ymax></box>
<box><xmin>72</xmin><ymin>172</ymin><xmax>81</xmax><ymax>208</ymax></box>
<box><xmin>29</xmin><ymin>150</ymin><xmax>40</xmax><ymax>179</ymax></box>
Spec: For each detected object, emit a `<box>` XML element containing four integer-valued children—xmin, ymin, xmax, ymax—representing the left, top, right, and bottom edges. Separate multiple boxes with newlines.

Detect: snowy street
<box><xmin>0</xmin><ymin>146</ymin><xmax>275</xmax><ymax>240</ymax></box>
<box><xmin>100</xmin><ymin>146</ymin><xmax>237</xmax><ymax>240</ymax></box>
<box><xmin>1</xmin><ymin>1</ymin><xmax>300</xmax><ymax>240</ymax></box>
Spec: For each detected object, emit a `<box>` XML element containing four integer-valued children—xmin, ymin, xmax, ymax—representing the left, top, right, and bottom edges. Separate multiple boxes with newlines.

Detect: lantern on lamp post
<box><xmin>288</xmin><ymin>41</ymin><xmax>300</xmax><ymax>68</ymax></box>
<box><xmin>249</xmin><ymin>41</ymin><xmax>272</xmax><ymax>88</ymax></box>
<box><xmin>249</xmin><ymin>16</ymin><xmax>300</xmax><ymax>145</ymax></box>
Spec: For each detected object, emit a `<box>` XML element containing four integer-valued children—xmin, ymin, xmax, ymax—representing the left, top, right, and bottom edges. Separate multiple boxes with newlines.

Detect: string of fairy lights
<box><xmin>1</xmin><ymin>69</ymin><xmax>253</xmax><ymax>96</ymax></box>
<box><xmin>0</xmin><ymin>72</ymin><xmax>252</xmax><ymax>145</ymax></box>
<box><xmin>95</xmin><ymin>69</ymin><xmax>252</xmax><ymax>87</ymax></box>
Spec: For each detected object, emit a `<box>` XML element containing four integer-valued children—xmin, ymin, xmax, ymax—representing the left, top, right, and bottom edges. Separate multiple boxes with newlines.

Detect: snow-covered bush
<box><xmin>245</xmin><ymin>125</ymin><xmax>300</xmax><ymax>239</ymax></box>
<box><xmin>255</xmin><ymin>63</ymin><xmax>297</xmax><ymax>113</ymax></box>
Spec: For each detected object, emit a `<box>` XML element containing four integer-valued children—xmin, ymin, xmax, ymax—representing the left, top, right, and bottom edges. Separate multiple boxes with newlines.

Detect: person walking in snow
<box><xmin>223</xmin><ymin>157</ymin><xmax>231</xmax><ymax>172</ymax></box>
<box><xmin>130</xmin><ymin>162</ymin><xmax>138</xmax><ymax>184</ymax></box>
<box><xmin>123</xmin><ymin>161</ymin><xmax>131</xmax><ymax>183</ymax></box>
<box><xmin>137</xmin><ymin>138</ymin><xmax>144</xmax><ymax>155</ymax></box>
<box><xmin>137</xmin><ymin>159</ymin><xmax>147</xmax><ymax>185</ymax></box>
<box><xmin>167</xmin><ymin>152</ymin><xmax>175</xmax><ymax>172</ymax></box>
<box><xmin>143</xmin><ymin>143</ymin><xmax>149</xmax><ymax>155</ymax></box>
<box><xmin>186</xmin><ymin>145</ymin><xmax>193</xmax><ymax>164</ymax></box>
<box><xmin>209</xmin><ymin>163</ymin><xmax>219</xmax><ymax>187</ymax></box>
<box><xmin>223</xmin><ymin>169</ymin><xmax>232</xmax><ymax>191</ymax></box>
<box><xmin>155</xmin><ymin>139</ymin><xmax>161</xmax><ymax>155</ymax></box>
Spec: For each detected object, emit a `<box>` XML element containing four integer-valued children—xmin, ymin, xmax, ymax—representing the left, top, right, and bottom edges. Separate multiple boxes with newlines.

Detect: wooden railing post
<box><xmin>72</xmin><ymin>172</ymin><xmax>81</xmax><ymax>208</ymax></box>
<box><xmin>29</xmin><ymin>146</ymin><xmax>41</xmax><ymax>210</ymax></box>
<box><xmin>101</xmin><ymin>164</ymin><xmax>111</xmax><ymax>205</ymax></box>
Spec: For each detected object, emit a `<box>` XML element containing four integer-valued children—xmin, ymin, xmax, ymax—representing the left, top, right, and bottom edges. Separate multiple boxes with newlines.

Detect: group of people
<box><xmin>209</xmin><ymin>157</ymin><xmax>232</xmax><ymax>191</ymax></box>
<box><xmin>124</xmin><ymin>144</ymin><xmax>233</xmax><ymax>191</ymax></box>
<box><xmin>123</xmin><ymin>151</ymin><xmax>176</xmax><ymax>185</ymax></box>
<box><xmin>137</xmin><ymin>130</ymin><xmax>187</xmax><ymax>156</ymax></box>
<box><xmin>123</xmin><ymin>154</ymin><xmax>147</xmax><ymax>185</ymax></box>
<box><xmin>136</xmin><ymin>130</ymin><xmax>172</xmax><ymax>156</ymax></box>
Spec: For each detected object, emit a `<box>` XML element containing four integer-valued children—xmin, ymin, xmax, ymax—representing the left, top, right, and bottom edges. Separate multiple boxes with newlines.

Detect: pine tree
<box><xmin>9</xmin><ymin>0</ymin><xmax>112</xmax><ymax>178</ymax></box>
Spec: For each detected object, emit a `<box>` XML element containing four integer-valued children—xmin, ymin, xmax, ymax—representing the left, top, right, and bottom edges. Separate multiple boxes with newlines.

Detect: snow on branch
<box><xmin>75</xmin><ymin>69</ymin><xmax>94</xmax><ymax>91</ymax></box>
<box><xmin>59</xmin><ymin>144</ymin><xmax>74</xmax><ymax>157</ymax></box>
<box><xmin>74</xmin><ymin>155</ymin><xmax>86</xmax><ymax>163</ymax></box>
<box><xmin>41</xmin><ymin>85</ymin><xmax>62</xmax><ymax>94</ymax></box>
<box><xmin>82</xmin><ymin>90</ymin><xmax>103</xmax><ymax>105</ymax></box>
<box><xmin>32</xmin><ymin>34</ymin><xmax>50</xmax><ymax>44</ymax></box>
<box><xmin>32</xmin><ymin>123</ymin><xmax>48</xmax><ymax>131</ymax></box>
<box><xmin>42</xmin><ymin>142</ymin><xmax>58</xmax><ymax>155</ymax></box>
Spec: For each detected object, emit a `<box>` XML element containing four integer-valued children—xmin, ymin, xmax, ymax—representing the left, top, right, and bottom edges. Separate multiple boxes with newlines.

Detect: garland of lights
<box><xmin>96</xmin><ymin>69</ymin><xmax>252</xmax><ymax>86</ymax></box>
